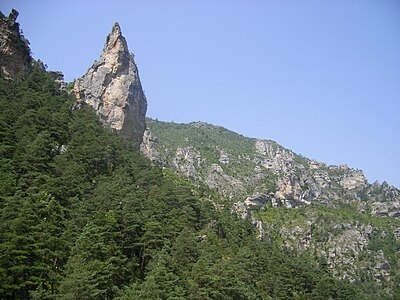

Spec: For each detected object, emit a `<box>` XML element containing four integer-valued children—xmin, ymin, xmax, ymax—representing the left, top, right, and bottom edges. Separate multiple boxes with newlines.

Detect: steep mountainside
<box><xmin>1</xmin><ymin>8</ymin><xmax>399</xmax><ymax>299</ymax></box>
<box><xmin>143</xmin><ymin>119</ymin><xmax>399</xmax><ymax>217</ymax></box>
<box><xmin>142</xmin><ymin>118</ymin><xmax>400</xmax><ymax>286</ymax></box>
<box><xmin>2</xmin><ymin>63</ymin><xmax>382</xmax><ymax>300</ymax></box>
<box><xmin>0</xmin><ymin>9</ymin><xmax>32</xmax><ymax>79</ymax></box>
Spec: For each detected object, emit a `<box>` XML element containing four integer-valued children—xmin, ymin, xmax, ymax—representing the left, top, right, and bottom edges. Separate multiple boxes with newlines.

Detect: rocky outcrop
<box><xmin>142</xmin><ymin>119</ymin><xmax>400</xmax><ymax>220</ymax></box>
<box><xmin>205</xmin><ymin>164</ymin><xmax>246</xmax><ymax>198</ymax></box>
<box><xmin>0</xmin><ymin>9</ymin><xmax>32</xmax><ymax>79</ymax></box>
<box><xmin>255</xmin><ymin>140</ymin><xmax>297</xmax><ymax>174</ymax></box>
<box><xmin>173</xmin><ymin>146</ymin><xmax>204</xmax><ymax>179</ymax></box>
<box><xmin>48</xmin><ymin>71</ymin><xmax>66</xmax><ymax>92</ymax></box>
<box><xmin>140</xmin><ymin>129</ymin><xmax>161</xmax><ymax>162</ymax></box>
<box><xmin>267</xmin><ymin>212</ymin><xmax>396</xmax><ymax>283</ymax></box>
<box><xmin>74</xmin><ymin>23</ymin><xmax>147</xmax><ymax>145</ymax></box>
<box><xmin>142</xmin><ymin>113</ymin><xmax>399</xmax><ymax>288</ymax></box>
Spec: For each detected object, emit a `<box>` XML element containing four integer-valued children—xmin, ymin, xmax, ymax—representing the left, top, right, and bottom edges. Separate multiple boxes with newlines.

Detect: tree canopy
<box><xmin>0</xmin><ymin>67</ymin><xmax>393</xmax><ymax>299</ymax></box>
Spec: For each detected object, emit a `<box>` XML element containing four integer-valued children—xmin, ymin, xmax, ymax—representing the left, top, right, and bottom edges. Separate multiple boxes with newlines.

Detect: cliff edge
<box><xmin>0</xmin><ymin>9</ymin><xmax>32</xmax><ymax>79</ymax></box>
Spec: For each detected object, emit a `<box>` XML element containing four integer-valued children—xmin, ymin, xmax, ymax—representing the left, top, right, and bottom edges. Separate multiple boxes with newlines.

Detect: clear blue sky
<box><xmin>1</xmin><ymin>0</ymin><xmax>400</xmax><ymax>187</ymax></box>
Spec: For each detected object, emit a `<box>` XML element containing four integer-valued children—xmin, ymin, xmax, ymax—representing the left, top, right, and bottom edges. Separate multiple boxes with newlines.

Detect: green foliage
<box><xmin>258</xmin><ymin>204</ymin><xmax>400</xmax><ymax>298</ymax></box>
<box><xmin>146</xmin><ymin>118</ymin><xmax>281</xmax><ymax>198</ymax></box>
<box><xmin>0</xmin><ymin>67</ymin><xmax>389</xmax><ymax>299</ymax></box>
<box><xmin>147</xmin><ymin>118</ymin><xmax>256</xmax><ymax>160</ymax></box>
<box><xmin>58</xmin><ymin>215</ymin><xmax>127</xmax><ymax>300</ymax></box>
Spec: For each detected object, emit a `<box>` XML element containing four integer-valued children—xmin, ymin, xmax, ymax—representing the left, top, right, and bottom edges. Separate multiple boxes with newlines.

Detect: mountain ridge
<box><xmin>145</xmin><ymin>118</ymin><xmax>392</xmax><ymax>183</ymax></box>
<box><xmin>142</xmin><ymin>119</ymin><xmax>399</xmax><ymax>216</ymax></box>
<box><xmin>1</xmin><ymin>8</ymin><xmax>399</xmax><ymax>298</ymax></box>
<box><xmin>141</xmin><ymin>118</ymin><xmax>400</xmax><ymax>285</ymax></box>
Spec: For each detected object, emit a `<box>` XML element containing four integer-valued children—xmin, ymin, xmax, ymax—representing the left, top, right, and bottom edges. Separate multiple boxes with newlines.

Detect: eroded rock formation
<box><xmin>0</xmin><ymin>9</ymin><xmax>32</xmax><ymax>79</ymax></box>
<box><xmin>74</xmin><ymin>23</ymin><xmax>147</xmax><ymax>144</ymax></box>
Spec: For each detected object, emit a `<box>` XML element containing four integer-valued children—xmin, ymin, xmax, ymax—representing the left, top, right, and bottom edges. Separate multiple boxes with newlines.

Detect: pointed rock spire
<box><xmin>103</xmin><ymin>22</ymin><xmax>126</xmax><ymax>52</ymax></box>
<box><xmin>74</xmin><ymin>23</ymin><xmax>147</xmax><ymax>145</ymax></box>
<box><xmin>112</xmin><ymin>22</ymin><xmax>121</xmax><ymax>34</ymax></box>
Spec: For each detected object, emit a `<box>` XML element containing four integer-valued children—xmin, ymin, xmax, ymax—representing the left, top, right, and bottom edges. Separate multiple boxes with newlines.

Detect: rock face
<box><xmin>74</xmin><ymin>23</ymin><xmax>147</xmax><ymax>145</ymax></box>
<box><xmin>48</xmin><ymin>71</ymin><xmax>66</xmax><ymax>92</ymax></box>
<box><xmin>173</xmin><ymin>146</ymin><xmax>204</xmax><ymax>179</ymax></box>
<box><xmin>140</xmin><ymin>129</ymin><xmax>161</xmax><ymax>162</ymax></box>
<box><xmin>142</xmin><ymin>119</ymin><xmax>400</xmax><ymax>218</ymax></box>
<box><xmin>142</xmin><ymin>118</ymin><xmax>400</xmax><ymax>289</ymax></box>
<box><xmin>0</xmin><ymin>9</ymin><xmax>32</xmax><ymax>79</ymax></box>
<box><xmin>272</xmin><ymin>215</ymin><xmax>394</xmax><ymax>283</ymax></box>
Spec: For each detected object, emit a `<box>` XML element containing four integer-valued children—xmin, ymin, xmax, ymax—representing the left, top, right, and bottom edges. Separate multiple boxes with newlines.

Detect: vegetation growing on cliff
<box><xmin>0</xmin><ymin>68</ymin><xmax>396</xmax><ymax>299</ymax></box>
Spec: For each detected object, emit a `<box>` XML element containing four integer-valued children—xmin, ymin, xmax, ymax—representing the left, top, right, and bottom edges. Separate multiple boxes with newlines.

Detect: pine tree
<box><xmin>58</xmin><ymin>214</ymin><xmax>127</xmax><ymax>300</ymax></box>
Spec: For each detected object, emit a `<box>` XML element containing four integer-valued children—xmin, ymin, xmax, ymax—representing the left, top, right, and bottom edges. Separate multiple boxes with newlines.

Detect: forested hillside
<box><xmin>1</xmin><ymin>67</ymin><xmax>393</xmax><ymax>299</ymax></box>
<box><xmin>143</xmin><ymin>118</ymin><xmax>400</xmax><ymax>297</ymax></box>
<box><xmin>1</xmin><ymin>7</ymin><xmax>399</xmax><ymax>299</ymax></box>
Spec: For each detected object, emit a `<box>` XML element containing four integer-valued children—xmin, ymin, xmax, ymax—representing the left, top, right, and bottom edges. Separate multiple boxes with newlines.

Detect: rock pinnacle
<box><xmin>74</xmin><ymin>23</ymin><xmax>147</xmax><ymax>145</ymax></box>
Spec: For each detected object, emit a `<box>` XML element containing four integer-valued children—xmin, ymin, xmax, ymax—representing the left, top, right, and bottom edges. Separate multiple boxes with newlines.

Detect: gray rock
<box><xmin>143</xmin><ymin>119</ymin><xmax>400</xmax><ymax>287</ymax></box>
<box><xmin>339</xmin><ymin>169</ymin><xmax>368</xmax><ymax>190</ymax></box>
<box><xmin>254</xmin><ymin>140</ymin><xmax>295</xmax><ymax>174</ymax></box>
<box><xmin>140</xmin><ymin>128</ymin><xmax>161</xmax><ymax>162</ymax></box>
<box><xmin>218</xmin><ymin>149</ymin><xmax>230</xmax><ymax>164</ymax></box>
<box><xmin>244</xmin><ymin>193</ymin><xmax>268</xmax><ymax>208</ymax></box>
<box><xmin>145</xmin><ymin>120</ymin><xmax>400</xmax><ymax>222</ymax></box>
<box><xmin>373</xmin><ymin>250</ymin><xmax>391</xmax><ymax>281</ymax></box>
<box><xmin>48</xmin><ymin>70</ymin><xmax>66</xmax><ymax>92</ymax></box>
<box><xmin>173</xmin><ymin>146</ymin><xmax>204</xmax><ymax>179</ymax></box>
<box><xmin>74</xmin><ymin>23</ymin><xmax>147</xmax><ymax>145</ymax></box>
<box><xmin>0</xmin><ymin>9</ymin><xmax>32</xmax><ymax>79</ymax></box>
<box><xmin>205</xmin><ymin>164</ymin><xmax>245</xmax><ymax>198</ymax></box>
<box><xmin>232</xmin><ymin>201</ymin><xmax>249</xmax><ymax>220</ymax></box>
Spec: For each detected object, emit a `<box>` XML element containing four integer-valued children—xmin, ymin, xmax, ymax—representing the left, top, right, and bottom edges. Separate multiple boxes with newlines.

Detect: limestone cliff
<box><xmin>74</xmin><ymin>23</ymin><xmax>147</xmax><ymax>145</ymax></box>
<box><xmin>143</xmin><ymin>119</ymin><xmax>399</xmax><ymax>218</ymax></box>
<box><xmin>142</xmin><ymin>118</ymin><xmax>400</xmax><ymax>285</ymax></box>
<box><xmin>0</xmin><ymin>9</ymin><xmax>32</xmax><ymax>79</ymax></box>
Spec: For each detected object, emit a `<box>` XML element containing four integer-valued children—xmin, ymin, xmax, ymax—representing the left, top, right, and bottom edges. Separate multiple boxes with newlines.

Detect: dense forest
<box><xmin>0</xmin><ymin>67</ymin><xmax>394</xmax><ymax>299</ymax></box>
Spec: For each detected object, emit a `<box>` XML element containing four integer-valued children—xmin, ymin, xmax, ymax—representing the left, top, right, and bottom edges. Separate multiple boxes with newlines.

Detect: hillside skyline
<box><xmin>1</xmin><ymin>3</ymin><xmax>400</xmax><ymax>298</ymax></box>
<box><xmin>1</xmin><ymin>0</ymin><xmax>399</xmax><ymax>187</ymax></box>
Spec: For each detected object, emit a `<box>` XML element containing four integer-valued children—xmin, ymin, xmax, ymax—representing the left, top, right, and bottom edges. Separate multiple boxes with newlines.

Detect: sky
<box><xmin>1</xmin><ymin>0</ymin><xmax>400</xmax><ymax>187</ymax></box>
